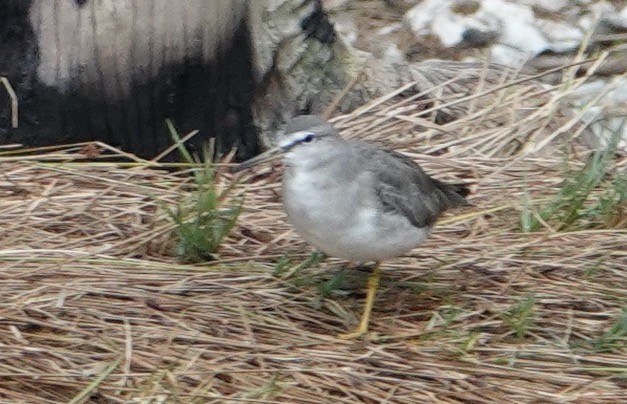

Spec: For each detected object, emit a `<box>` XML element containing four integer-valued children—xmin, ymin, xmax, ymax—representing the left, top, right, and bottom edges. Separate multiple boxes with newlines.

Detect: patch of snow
<box><xmin>519</xmin><ymin>0</ymin><xmax>569</xmax><ymax>13</ymax></box>
<box><xmin>382</xmin><ymin>44</ymin><xmax>405</xmax><ymax>63</ymax></box>
<box><xmin>571</xmin><ymin>78</ymin><xmax>627</xmax><ymax>152</ymax></box>
<box><xmin>331</xmin><ymin>15</ymin><xmax>358</xmax><ymax>45</ymax></box>
<box><xmin>403</xmin><ymin>0</ymin><xmax>627</xmax><ymax>69</ymax></box>
<box><xmin>405</xmin><ymin>0</ymin><xmax>554</xmax><ymax>66</ymax></box>
<box><xmin>481</xmin><ymin>0</ymin><xmax>549</xmax><ymax>56</ymax></box>
<box><xmin>377</xmin><ymin>23</ymin><xmax>402</xmax><ymax>36</ymax></box>
<box><xmin>490</xmin><ymin>44</ymin><xmax>534</xmax><ymax>67</ymax></box>
<box><xmin>537</xmin><ymin>20</ymin><xmax>583</xmax><ymax>53</ymax></box>
<box><xmin>404</xmin><ymin>0</ymin><xmax>445</xmax><ymax>35</ymax></box>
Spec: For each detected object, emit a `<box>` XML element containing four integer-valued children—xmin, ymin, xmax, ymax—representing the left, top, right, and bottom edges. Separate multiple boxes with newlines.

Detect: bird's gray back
<box><xmin>356</xmin><ymin>145</ymin><xmax>469</xmax><ymax>228</ymax></box>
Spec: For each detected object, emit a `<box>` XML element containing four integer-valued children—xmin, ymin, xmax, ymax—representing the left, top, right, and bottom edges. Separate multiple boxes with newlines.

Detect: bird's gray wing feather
<box><xmin>360</xmin><ymin>147</ymin><xmax>468</xmax><ymax>228</ymax></box>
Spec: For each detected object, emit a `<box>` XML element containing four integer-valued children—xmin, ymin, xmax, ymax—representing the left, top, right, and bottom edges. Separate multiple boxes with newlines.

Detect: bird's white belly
<box><xmin>283</xmin><ymin>170</ymin><xmax>431</xmax><ymax>262</ymax></box>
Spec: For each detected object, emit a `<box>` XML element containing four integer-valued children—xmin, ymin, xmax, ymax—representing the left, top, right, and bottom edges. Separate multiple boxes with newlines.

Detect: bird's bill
<box><xmin>231</xmin><ymin>146</ymin><xmax>283</xmax><ymax>173</ymax></box>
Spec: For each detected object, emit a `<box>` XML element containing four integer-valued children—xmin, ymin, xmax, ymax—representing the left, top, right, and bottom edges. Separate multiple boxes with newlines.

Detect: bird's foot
<box><xmin>338</xmin><ymin>263</ymin><xmax>381</xmax><ymax>340</ymax></box>
<box><xmin>337</xmin><ymin>324</ymin><xmax>369</xmax><ymax>340</ymax></box>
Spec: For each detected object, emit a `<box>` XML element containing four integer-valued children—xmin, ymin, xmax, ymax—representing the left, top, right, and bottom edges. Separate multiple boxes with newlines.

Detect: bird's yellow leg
<box><xmin>338</xmin><ymin>262</ymin><xmax>381</xmax><ymax>339</ymax></box>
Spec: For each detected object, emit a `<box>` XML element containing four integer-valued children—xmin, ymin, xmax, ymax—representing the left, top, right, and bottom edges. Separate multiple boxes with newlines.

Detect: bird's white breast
<box><xmin>282</xmin><ymin>164</ymin><xmax>431</xmax><ymax>262</ymax></box>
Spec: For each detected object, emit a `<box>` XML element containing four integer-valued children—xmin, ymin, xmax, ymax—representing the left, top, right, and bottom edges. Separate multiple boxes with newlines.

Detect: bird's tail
<box><xmin>450</xmin><ymin>183</ymin><xmax>471</xmax><ymax>198</ymax></box>
<box><xmin>435</xmin><ymin>180</ymin><xmax>472</xmax><ymax>208</ymax></box>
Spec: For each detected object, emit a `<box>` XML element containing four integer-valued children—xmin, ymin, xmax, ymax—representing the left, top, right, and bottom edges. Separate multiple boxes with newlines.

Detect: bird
<box><xmin>233</xmin><ymin>115</ymin><xmax>470</xmax><ymax>339</ymax></box>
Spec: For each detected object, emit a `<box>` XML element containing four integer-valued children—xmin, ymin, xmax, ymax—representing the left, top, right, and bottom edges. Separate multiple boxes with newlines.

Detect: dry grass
<box><xmin>1</xmin><ymin>63</ymin><xmax>626</xmax><ymax>403</ymax></box>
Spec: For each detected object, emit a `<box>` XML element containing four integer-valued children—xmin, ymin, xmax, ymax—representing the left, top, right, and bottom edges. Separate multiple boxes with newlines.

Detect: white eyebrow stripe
<box><xmin>278</xmin><ymin>131</ymin><xmax>315</xmax><ymax>149</ymax></box>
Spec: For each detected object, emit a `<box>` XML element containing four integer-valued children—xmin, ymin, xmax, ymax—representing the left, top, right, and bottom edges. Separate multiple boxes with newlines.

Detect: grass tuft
<box><xmin>521</xmin><ymin>129</ymin><xmax>625</xmax><ymax>232</ymax></box>
<box><xmin>501</xmin><ymin>295</ymin><xmax>536</xmax><ymax>340</ymax></box>
<box><xmin>590</xmin><ymin>307</ymin><xmax>627</xmax><ymax>353</ymax></box>
<box><xmin>164</xmin><ymin>121</ymin><xmax>242</xmax><ymax>262</ymax></box>
<box><xmin>273</xmin><ymin>251</ymin><xmax>326</xmax><ymax>278</ymax></box>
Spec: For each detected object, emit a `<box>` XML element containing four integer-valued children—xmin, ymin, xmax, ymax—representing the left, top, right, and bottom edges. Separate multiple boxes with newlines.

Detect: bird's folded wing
<box><xmin>363</xmin><ymin>148</ymin><xmax>465</xmax><ymax>228</ymax></box>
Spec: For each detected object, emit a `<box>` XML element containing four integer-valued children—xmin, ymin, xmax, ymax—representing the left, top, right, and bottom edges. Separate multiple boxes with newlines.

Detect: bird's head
<box><xmin>232</xmin><ymin>115</ymin><xmax>342</xmax><ymax>172</ymax></box>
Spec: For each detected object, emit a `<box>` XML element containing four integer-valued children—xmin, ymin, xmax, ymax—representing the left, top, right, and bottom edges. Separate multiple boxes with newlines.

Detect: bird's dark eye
<box><xmin>302</xmin><ymin>134</ymin><xmax>315</xmax><ymax>143</ymax></box>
